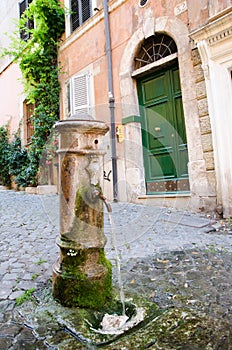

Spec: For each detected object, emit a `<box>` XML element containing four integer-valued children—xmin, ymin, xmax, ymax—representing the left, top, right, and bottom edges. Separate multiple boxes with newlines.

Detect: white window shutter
<box><xmin>71</xmin><ymin>73</ymin><xmax>90</xmax><ymax>117</ymax></box>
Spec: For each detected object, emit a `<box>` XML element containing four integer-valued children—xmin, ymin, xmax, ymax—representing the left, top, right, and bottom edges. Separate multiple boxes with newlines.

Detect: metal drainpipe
<box><xmin>103</xmin><ymin>0</ymin><xmax>118</xmax><ymax>202</ymax></box>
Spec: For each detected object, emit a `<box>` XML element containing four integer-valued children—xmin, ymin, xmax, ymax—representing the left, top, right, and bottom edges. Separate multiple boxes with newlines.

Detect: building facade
<box><xmin>58</xmin><ymin>0</ymin><xmax>232</xmax><ymax>216</ymax></box>
<box><xmin>0</xmin><ymin>0</ymin><xmax>35</xmax><ymax>144</ymax></box>
<box><xmin>0</xmin><ymin>1</ymin><xmax>24</xmax><ymax>136</ymax></box>
<box><xmin>1</xmin><ymin>1</ymin><xmax>232</xmax><ymax>216</ymax></box>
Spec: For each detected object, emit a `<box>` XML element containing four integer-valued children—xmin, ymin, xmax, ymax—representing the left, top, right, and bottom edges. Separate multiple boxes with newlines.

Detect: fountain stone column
<box><xmin>52</xmin><ymin>118</ymin><xmax>112</xmax><ymax>309</ymax></box>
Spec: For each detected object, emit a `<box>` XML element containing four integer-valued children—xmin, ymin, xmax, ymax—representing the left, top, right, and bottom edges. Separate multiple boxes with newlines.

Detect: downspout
<box><xmin>103</xmin><ymin>0</ymin><xmax>118</xmax><ymax>202</ymax></box>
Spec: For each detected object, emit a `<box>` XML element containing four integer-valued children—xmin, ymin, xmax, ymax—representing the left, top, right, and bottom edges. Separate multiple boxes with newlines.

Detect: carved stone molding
<box><xmin>197</xmin><ymin>40</ymin><xmax>210</xmax><ymax>80</ymax></box>
<box><xmin>190</xmin><ymin>8</ymin><xmax>232</xmax><ymax>48</ymax></box>
<box><xmin>208</xmin><ymin>26</ymin><xmax>232</xmax><ymax>46</ymax></box>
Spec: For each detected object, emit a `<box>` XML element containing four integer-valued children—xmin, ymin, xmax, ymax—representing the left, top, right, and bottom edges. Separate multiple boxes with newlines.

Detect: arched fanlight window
<box><xmin>139</xmin><ymin>0</ymin><xmax>148</xmax><ymax>6</ymax></box>
<box><xmin>135</xmin><ymin>34</ymin><xmax>177</xmax><ymax>69</ymax></box>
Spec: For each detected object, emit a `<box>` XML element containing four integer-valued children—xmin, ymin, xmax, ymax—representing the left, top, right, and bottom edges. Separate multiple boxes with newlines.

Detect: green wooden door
<box><xmin>137</xmin><ymin>65</ymin><xmax>189</xmax><ymax>194</ymax></box>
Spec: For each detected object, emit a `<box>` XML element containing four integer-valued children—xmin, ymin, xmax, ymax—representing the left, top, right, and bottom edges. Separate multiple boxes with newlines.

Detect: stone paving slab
<box><xmin>158</xmin><ymin>212</ymin><xmax>216</xmax><ymax>227</ymax></box>
<box><xmin>0</xmin><ymin>190</ymin><xmax>232</xmax><ymax>349</ymax></box>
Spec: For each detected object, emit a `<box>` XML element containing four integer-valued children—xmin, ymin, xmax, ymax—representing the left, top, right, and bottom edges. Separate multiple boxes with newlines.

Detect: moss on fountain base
<box><xmin>53</xmin><ymin>274</ymin><xmax>112</xmax><ymax>309</ymax></box>
<box><xmin>52</xmin><ymin>249</ymin><xmax>112</xmax><ymax>309</ymax></box>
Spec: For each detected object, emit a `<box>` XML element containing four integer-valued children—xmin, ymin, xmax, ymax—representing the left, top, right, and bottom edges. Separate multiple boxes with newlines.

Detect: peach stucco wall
<box><xmin>0</xmin><ymin>63</ymin><xmax>23</xmax><ymax>134</ymax></box>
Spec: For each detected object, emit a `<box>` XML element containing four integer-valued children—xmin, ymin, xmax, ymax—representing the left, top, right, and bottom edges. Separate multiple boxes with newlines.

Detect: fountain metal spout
<box><xmin>92</xmin><ymin>188</ymin><xmax>112</xmax><ymax>213</ymax></box>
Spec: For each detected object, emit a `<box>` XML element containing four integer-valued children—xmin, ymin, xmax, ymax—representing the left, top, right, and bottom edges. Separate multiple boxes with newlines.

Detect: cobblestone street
<box><xmin>0</xmin><ymin>190</ymin><xmax>232</xmax><ymax>349</ymax></box>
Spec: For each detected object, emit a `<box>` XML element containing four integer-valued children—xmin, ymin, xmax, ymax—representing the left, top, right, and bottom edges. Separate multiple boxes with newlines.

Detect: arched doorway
<box><xmin>136</xmin><ymin>34</ymin><xmax>189</xmax><ymax>194</ymax></box>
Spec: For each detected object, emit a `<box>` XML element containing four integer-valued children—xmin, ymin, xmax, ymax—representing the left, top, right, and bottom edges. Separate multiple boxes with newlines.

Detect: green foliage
<box><xmin>0</xmin><ymin>127</ymin><xmax>33</xmax><ymax>188</ymax></box>
<box><xmin>16</xmin><ymin>288</ymin><xmax>36</xmax><ymax>306</ymax></box>
<box><xmin>12</xmin><ymin>0</ymin><xmax>65</xmax><ymax>89</ymax></box>
<box><xmin>8</xmin><ymin>134</ymin><xmax>31</xmax><ymax>188</ymax></box>
<box><xmin>31</xmin><ymin>273</ymin><xmax>40</xmax><ymax>280</ymax></box>
<box><xmin>36</xmin><ymin>258</ymin><xmax>47</xmax><ymax>265</ymax></box>
<box><xmin>1</xmin><ymin>0</ymin><xmax>65</xmax><ymax>186</ymax></box>
<box><xmin>0</xmin><ymin>127</ymin><xmax>11</xmax><ymax>187</ymax></box>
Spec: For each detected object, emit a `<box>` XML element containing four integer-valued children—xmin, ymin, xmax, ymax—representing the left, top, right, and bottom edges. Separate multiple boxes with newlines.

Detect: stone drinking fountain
<box><xmin>52</xmin><ymin>117</ymin><xmax>112</xmax><ymax>309</ymax></box>
<box><xmin>51</xmin><ymin>115</ymin><xmax>148</xmax><ymax>339</ymax></box>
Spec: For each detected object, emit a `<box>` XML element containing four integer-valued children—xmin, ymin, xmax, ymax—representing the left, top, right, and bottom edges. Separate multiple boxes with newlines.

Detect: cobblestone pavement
<box><xmin>0</xmin><ymin>190</ymin><xmax>232</xmax><ymax>349</ymax></box>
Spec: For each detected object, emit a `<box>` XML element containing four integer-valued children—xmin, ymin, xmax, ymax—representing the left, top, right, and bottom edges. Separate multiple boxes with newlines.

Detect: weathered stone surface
<box><xmin>203</xmin><ymin>151</ymin><xmax>215</xmax><ymax>170</ymax></box>
<box><xmin>197</xmin><ymin>98</ymin><xmax>209</xmax><ymax>116</ymax></box>
<box><xmin>9</xmin><ymin>291</ymin><xmax>24</xmax><ymax>300</ymax></box>
<box><xmin>0</xmin><ymin>283</ymin><xmax>16</xmax><ymax>300</ymax></box>
<box><xmin>2</xmin><ymin>273</ymin><xmax>19</xmax><ymax>281</ymax></box>
<box><xmin>191</xmin><ymin>48</ymin><xmax>201</xmax><ymax>66</ymax></box>
<box><xmin>206</xmin><ymin>170</ymin><xmax>216</xmax><ymax>193</ymax></box>
<box><xmin>25</xmin><ymin>187</ymin><xmax>38</xmax><ymax>194</ymax></box>
<box><xmin>37</xmin><ymin>185</ymin><xmax>57</xmax><ymax>195</ymax></box>
<box><xmin>201</xmin><ymin>133</ymin><xmax>213</xmax><ymax>152</ymax></box>
<box><xmin>199</xmin><ymin>115</ymin><xmax>212</xmax><ymax>134</ymax></box>
<box><xmin>193</xmin><ymin>62</ymin><xmax>204</xmax><ymax>82</ymax></box>
<box><xmin>196</xmin><ymin>80</ymin><xmax>207</xmax><ymax>99</ymax></box>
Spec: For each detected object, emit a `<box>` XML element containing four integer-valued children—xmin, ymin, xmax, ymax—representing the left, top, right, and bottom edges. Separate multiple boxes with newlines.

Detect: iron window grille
<box><xmin>19</xmin><ymin>0</ymin><xmax>34</xmax><ymax>41</ymax></box>
<box><xmin>71</xmin><ymin>0</ymin><xmax>92</xmax><ymax>32</ymax></box>
<box><xmin>139</xmin><ymin>0</ymin><xmax>148</xmax><ymax>7</ymax></box>
<box><xmin>135</xmin><ymin>34</ymin><xmax>177</xmax><ymax>69</ymax></box>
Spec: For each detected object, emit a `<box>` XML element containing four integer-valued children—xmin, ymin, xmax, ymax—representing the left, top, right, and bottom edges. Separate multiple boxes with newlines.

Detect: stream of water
<box><xmin>108</xmin><ymin>211</ymin><xmax>126</xmax><ymax>316</ymax></box>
